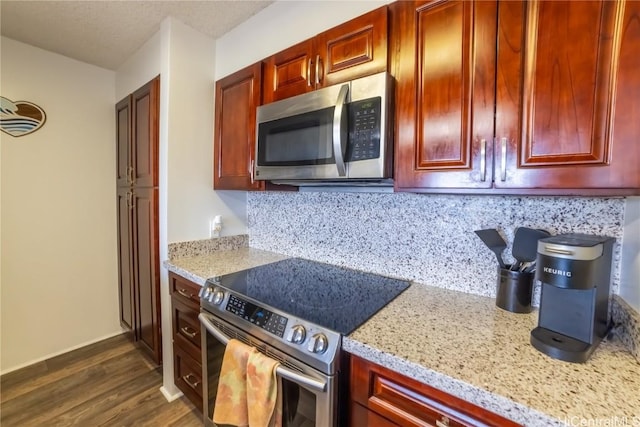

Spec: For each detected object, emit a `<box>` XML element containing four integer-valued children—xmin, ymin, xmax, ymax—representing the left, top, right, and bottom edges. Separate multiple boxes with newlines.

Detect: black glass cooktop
<box><xmin>212</xmin><ymin>258</ymin><xmax>410</xmax><ymax>335</ymax></box>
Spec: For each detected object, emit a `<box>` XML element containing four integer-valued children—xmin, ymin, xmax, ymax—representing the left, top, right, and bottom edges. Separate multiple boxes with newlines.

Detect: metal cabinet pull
<box><xmin>479</xmin><ymin>139</ymin><xmax>487</xmax><ymax>182</ymax></box>
<box><xmin>182</xmin><ymin>374</ymin><xmax>200</xmax><ymax>389</ymax></box>
<box><xmin>436</xmin><ymin>416</ymin><xmax>450</xmax><ymax>427</ymax></box>
<box><xmin>306</xmin><ymin>58</ymin><xmax>312</xmax><ymax>87</ymax></box>
<box><xmin>126</xmin><ymin>191</ymin><xmax>133</xmax><ymax>209</ymax></box>
<box><xmin>128</xmin><ymin>166</ymin><xmax>135</xmax><ymax>186</ymax></box>
<box><xmin>249</xmin><ymin>159</ymin><xmax>255</xmax><ymax>184</ymax></box>
<box><xmin>180</xmin><ymin>326</ymin><xmax>197</xmax><ymax>339</ymax></box>
<box><xmin>500</xmin><ymin>137</ymin><xmax>507</xmax><ymax>182</ymax></box>
<box><xmin>315</xmin><ymin>54</ymin><xmax>322</xmax><ymax>86</ymax></box>
<box><xmin>177</xmin><ymin>288</ymin><xmax>195</xmax><ymax>299</ymax></box>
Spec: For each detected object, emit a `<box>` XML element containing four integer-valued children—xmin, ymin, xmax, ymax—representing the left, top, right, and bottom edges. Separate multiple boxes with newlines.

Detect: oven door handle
<box><xmin>198</xmin><ymin>313</ymin><xmax>327</xmax><ymax>393</ymax></box>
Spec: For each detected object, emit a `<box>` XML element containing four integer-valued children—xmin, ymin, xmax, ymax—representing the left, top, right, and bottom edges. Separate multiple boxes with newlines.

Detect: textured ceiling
<box><xmin>0</xmin><ymin>0</ymin><xmax>273</xmax><ymax>70</ymax></box>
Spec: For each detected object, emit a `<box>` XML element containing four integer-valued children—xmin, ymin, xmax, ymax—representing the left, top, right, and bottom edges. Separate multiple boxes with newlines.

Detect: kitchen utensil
<box><xmin>511</xmin><ymin>227</ymin><xmax>550</xmax><ymax>271</ymax></box>
<box><xmin>474</xmin><ymin>229</ymin><xmax>508</xmax><ymax>268</ymax></box>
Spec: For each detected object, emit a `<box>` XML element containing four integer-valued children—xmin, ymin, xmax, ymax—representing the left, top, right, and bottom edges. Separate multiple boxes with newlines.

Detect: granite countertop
<box><xmin>164</xmin><ymin>248</ymin><xmax>640</xmax><ymax>427</ymax></box>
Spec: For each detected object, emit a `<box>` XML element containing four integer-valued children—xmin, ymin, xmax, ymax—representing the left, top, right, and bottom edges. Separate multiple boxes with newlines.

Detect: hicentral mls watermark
<box><xmin>564</xmin><ymin>416</ymin><xmax>640</xmax><ymax>427</ymax></box>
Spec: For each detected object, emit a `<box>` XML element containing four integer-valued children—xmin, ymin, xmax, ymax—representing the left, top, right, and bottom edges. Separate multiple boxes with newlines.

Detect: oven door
<box><xmin>199</xmin><ymin>311</ymin><xmax>337</xmax><ymax>427</ymax></box>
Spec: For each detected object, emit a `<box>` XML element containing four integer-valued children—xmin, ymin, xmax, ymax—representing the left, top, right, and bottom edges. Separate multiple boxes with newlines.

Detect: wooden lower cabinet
<box><xmin>170</xmin><ymin>272</ymin><xmax>203</xmax><ymax>412</ymax></box>
<box><xmin>349</xmin><ymin>355</ymin><xmax>521</xmax><ymax>427</ymax></box>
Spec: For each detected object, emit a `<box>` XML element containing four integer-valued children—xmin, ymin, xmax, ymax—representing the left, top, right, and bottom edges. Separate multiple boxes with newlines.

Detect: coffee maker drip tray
<box><xmin>530</xmin><ymin>327</ymin><xmax>600</xmax><ymax>363</ymax></box>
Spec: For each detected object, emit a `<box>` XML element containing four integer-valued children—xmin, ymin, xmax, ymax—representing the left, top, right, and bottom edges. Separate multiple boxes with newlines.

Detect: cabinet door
<box><xmin>115</xmin><ymin>97</ymin><xmax>131</xmax><ymax>187</ymax></box>
<box><xmin>116</xmin><ymin>187</ymin><xmax>135</xmax><ymax>337</ymax></box>
<box><xmin>131</xmin><ymin>77</ymin><xmax>159</xmax><ymax>188</ymax></box>
<box><xmin>132</xmin><ymin>187</ymin><xmax>161</xmax><ymax>364</ymax></box>
<box><xmin>394</xmin><ymin>0</ymin><xmax>497</xmax><ymax>192</ymax></box>
<box><xmin>214</xmin><ymin>62</ymin><xmax>265</xmax><ymax>190</ymax></box>
<box><xmin>263</xmin><ymin>39</ymin><xmax>315</xmax><ymax>104</ymax></box>
<box><xmin>317</xmin><ymin>5</ymin><xmax>388</xmax><ymax>88</ymax></box>
<box><xmin>495</xmin><ymin>0</ymin><xmax>639</xmax><ymax>193</ymax></box>
<box><xmin>350</xmin><ymin>355</ymin><xmax>521</xmax><ymax>427</ymax></box>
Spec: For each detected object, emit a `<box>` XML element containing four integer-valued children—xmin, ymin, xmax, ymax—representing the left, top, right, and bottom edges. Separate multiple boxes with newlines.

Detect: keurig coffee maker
<box><xmin>530</xmin><ymin>233</ymin><xmax>615</xmax><ymax>363</ymax></box>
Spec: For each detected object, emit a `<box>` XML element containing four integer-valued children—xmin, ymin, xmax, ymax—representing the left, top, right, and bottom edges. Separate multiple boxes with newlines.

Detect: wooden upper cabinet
<box><xmin>496</xmin><ymin>0</ymin><xmax>640</xmax><ymax>192</ymax></box>
<box><xmin>393</xmin><ymin>0</ymin><xmax>497</xmax><ymax>191</ymax></box>
<box><xmin>214</xmin><ymin>62</ymin><xmax>265</xmax><ymax>191</ymax></box>
<box><xmin>262</xmin><ymin>6</ymin><xmax>388</xmax><ymax>104</ymax></box>
<box><xmin>318</xmin><ymin>5</ymin><xmax>388</xmax><ymax>87</ymax></box>
<box><xmin>394</xmin><ymin>0</ymin><xmax>640</xmax><ymax>194</ymax></box>
<box><xmin>116</xmin><ymin>98</ymin><xmax>131</xmax><ymax>187</ymax></box>
<box><xmin>263</xmin><ymin>39</ymin><xmax>315</xmax><ymax>104</ymax></box>
<box><xmin>131</xmin><ymin>79</ymin><xmax>159</xmax><ymax>188</ymax></box>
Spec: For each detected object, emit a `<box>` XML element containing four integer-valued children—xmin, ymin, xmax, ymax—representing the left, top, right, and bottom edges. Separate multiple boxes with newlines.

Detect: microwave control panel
<box><xmin>347</xmin><ymin>97</ymin><xmax>382</xmax><ymax>161</ymax></box>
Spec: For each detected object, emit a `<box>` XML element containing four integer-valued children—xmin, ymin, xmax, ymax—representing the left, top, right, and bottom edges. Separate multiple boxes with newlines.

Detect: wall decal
<box><xmin>0</xmin><ymin>96</ymin><xmax>47</xmax><ymax>137</ymax></box>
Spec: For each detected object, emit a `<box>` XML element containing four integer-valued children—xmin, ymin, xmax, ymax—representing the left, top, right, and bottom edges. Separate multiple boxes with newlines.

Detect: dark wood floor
<box><xmin>0</xmin><ymin>334</ymin><xmax>203</xmax><ymax>426</ymax></box>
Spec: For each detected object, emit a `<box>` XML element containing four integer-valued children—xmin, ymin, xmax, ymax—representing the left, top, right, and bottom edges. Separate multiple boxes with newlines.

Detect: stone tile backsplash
<box><xmin>248</xmin><ymin>192</ymin><xmax>625</xmax><ymax>300</ymax></box>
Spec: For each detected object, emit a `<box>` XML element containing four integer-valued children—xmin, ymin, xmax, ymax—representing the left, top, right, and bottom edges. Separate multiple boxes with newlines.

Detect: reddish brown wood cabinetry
<box><xmin>169</xmin><ymin>272</ymin><xmax>203</xmax><ymax>412</ymax></box>
<box><xmin>393</xmin><ymin>0</ymin><xmax>497</xmax><ymax>191</ymax></box>
<box><xmin>263</xmin><ymin>5</ymin><xmax>388</xmax><ymax>103</ymax></box>
<box><xmin>214</xmin><ymin>62</ymin><xmax>265</xmax><ymax>191</ymax></box>
<box><xmin>495</xmin><ymin>0</ymin><xmax>640</xmax><ymax>192</ymax></box>
<box><xmin>350</xmin><ymin>355</ymin><xmax>521</xmax><ymax>427</ymax></box>
<box><xmin>393</xmin><ymin>0</ymin><xmax>640</xmax><ymax>195</ymax></box>
<box><xmin>116</xmin><ymin>76</ymin><xmax>162</xmax><ymax>365</ymax></box>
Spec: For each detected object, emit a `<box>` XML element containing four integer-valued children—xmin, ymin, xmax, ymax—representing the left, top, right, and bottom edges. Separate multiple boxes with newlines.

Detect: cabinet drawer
<box><xmin>169</xmin><ymin>272</ymin><xmax>201</xmax><ymax>308</ymax></box>
<box><xmin>172</xmin><ymin>296</ymin><xmax>201</xmax><ymax>360</ymax></box>
<box><xmin>351</xmin><ymin>355</ymin><xmax>520</xmax><ymax>427</ymax></box>
<box><xmin>174</xmin><ymin>345</ymin><xmax>203</xmax><ymax>412</ymax></box>
<box><xmin>351</xmin><ymin>402</ymin><xmax>397</xmax><ymax>426</ymax></box>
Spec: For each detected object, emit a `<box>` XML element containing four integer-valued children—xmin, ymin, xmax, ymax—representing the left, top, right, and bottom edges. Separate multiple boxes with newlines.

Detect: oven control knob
<box><xmin>288</xmin><ymin>325</ymin><xmax>306</xmax><ymax>344</ymax></box>
<box><xmin>200</xmin><ymin>286</ymin><xmax>212</xmax><ymax>299</ymax></box>
<box><xmin>208</xmin><ymin>288</ymin><xmax>225</xmax><ymax>305</ymax></box>
<box><xmin>308</xmin><ymin>333</ymin><xmax>329</xmax><ymax>354</ymax></box>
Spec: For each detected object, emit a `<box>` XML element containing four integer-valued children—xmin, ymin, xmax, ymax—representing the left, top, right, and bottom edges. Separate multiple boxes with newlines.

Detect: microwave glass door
<box><xmin>257</xmin><ymin>107</ymin><xmax>335</xmax><ymax>166</ymax></box>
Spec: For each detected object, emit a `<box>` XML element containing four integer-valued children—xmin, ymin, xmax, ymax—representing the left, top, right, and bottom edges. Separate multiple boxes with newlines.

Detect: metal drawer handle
<box><xmin>177</xmin><ymin>288</ymin><xmax>195</xmax><ymax>299</ymax></box>
<box><xmin>436</xmin><ymin>416</ymin><xmax>450</xmax><ymax>427</ymax></box>
<box><xmin>500</xmin><ymin>137</ymin><xmax>507</xmax><ymax>182</ymax></box>
<box><xmin>180</xmin><ymin>326</ymin><xmax>197</xmax><ymax>339</ymax></box>
<box><xmin>479</xmin><ymin>138</ymin><xmax>487</xmax><ymax>182</ymax></box>
<box><xmin>182</xmin><ymin>374</ymin><xmax>200</xmax><ymax>389</ymax></box>
<box><xmin>198</xmin><ymin>313</ymin><xmax>327</xmax><ymax>393</ymax></box>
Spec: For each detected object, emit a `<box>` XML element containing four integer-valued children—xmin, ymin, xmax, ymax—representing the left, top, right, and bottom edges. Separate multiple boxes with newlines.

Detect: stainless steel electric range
<box><xmin>198</xmin><ymin>258</ymin><xmax>410</xmax><ymax>427</ymax></box>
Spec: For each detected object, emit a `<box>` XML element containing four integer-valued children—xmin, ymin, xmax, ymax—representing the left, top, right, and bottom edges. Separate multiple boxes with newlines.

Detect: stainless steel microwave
<box><xmin>254</xmin><ymin>72</ymin><xmax>393</xmax><ymax>185</ymax></box>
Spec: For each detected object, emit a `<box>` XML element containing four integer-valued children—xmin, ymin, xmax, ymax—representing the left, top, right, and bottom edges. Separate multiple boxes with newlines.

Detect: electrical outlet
<box><xmin>211</xmin><ymin>215</ymin><xmax>223</xmax><ymax>238</ymax></box>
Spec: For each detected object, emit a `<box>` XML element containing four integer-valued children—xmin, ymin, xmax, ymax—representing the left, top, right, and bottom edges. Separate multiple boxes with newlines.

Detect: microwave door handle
<box><xmin>332</xmin><ymin>84</ymin><xmax>349</xmax><ymax>177</ymax></box>
<box><xmin>198</xmin><ymin>313</ymin><xmax>327</xmax><ymax>392</ymax></box>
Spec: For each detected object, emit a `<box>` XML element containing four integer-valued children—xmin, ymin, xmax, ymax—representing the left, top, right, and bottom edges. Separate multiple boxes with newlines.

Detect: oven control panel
<box><xmin>225</xmin><ymin>294</ymin><xmax>288</xmax><ymax>338</ymax></box>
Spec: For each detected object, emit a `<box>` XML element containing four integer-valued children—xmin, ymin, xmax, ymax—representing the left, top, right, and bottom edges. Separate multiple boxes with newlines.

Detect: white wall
<box><xmin>0</xmin><ymin>37</ymin><xmax>120</xmax><ymax>374</ymax></box>
<box><xmin>620</xmin><ymin>197</ymin><xmax>640</xmax><ymax>311</ymax></box>
<box><xmin>115</xmin><ymin>32</ymin><xmax>161</xmax><ymax>101</ymax></box>
<box><xmin>215</xmin><ymin>0</ymin><xmax>388</xmax><ymax>79</ymax></box>
<box><xmin>164</xmin><ymin>19</ymin><xmax>247</xmax><ymax>243</ymax></box>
